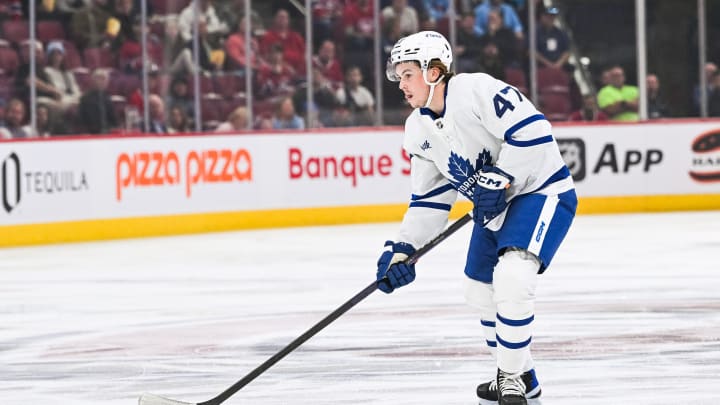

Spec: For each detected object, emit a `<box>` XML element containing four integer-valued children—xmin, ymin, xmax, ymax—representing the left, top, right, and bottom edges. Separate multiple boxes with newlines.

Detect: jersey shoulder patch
<box><xmin>403</xmin><ymin>111</ymin><xmax>430</xmax><ymax>155</ymax></box>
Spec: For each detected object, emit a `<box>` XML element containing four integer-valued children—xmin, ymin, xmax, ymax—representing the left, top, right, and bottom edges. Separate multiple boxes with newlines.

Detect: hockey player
<box><xmin>376</xmin><ymin>31</ymin><xmax>577</xmax><ymax>405</ymax></box>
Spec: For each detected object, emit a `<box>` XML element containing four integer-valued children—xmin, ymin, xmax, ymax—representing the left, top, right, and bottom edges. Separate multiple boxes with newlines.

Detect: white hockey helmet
<box><xmin>386</xmin><ymin>31</ymin><xmax>453</xmax><ymax>82</ymax></box>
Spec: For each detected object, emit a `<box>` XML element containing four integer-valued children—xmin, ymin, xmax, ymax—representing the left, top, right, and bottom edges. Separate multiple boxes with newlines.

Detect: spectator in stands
<box><xmin>455</xmin><ymin>13</ymin><xmax>484</xmax><ymax>73</ymax></box>
<box><xmin>215</xmin><ymin>0</ymin><xmax>264</xmax><ymax>39</ymax></box>
<box><xmin>709</xmin><ymin>71</ymin><xmax>720</xmax><ymax>117</ymax></box>
<box><xmin>178</xmin><ymin>0</ymin><xmax>229</xmax><ymax>46</ymax></box>
<box><xmin>71</xmin><ymin>0</ymin><xmax>114</xmax><ymax>49</ymax></box>
<box><xmin>34</xmin><ymin>103</ymin><xmax>52</xmax><ymax>137</ymax></box>
<box><xmin>28</xmin><ymin>0</ymin><xmax>69</xmax><ymax>22</ymax></box>
<box><xmin>225</xmin><ymin>15</ymin><xmax>269</xmax><ymax>72</ymax></box>
<box><xmin>382</xmin><ymin>17</ymin><xmax>405</xmax><ymax>67</ymax></box>
<box><xmin>141</xmin><ymin>94</ymin><xmax>168</xmax><ymax>133</ymax></box>
<box><xmin>288</xmin><ymin>70</ymin><xmax>321</xmax><ymax>128</ymax></box>
<box><xmin>342</xmin><ymin>0</ymin><xmax>375</xmax><ymax>75</ymax></box>
<box><xmin>215</xmin><ymin>106</ymin><xmax>249</xmax><ymax>132</ymax></box>
<box><xmin>0</xmin><ymin>98</ymin><xmax>33</xmax><ymax>139</ymax></box>
<box><xmin>257</xmin><ymin>44</ymin><xmax>297</xmax><ymax>98</ymax></box>
<box><xmin>329</xmin><ymin>107</ymin><xmax>355</xmax><ymax>127</ymax></box>
<box><xmin>336</xmin><ymin>65</ymin><xmax>375</xmax><ymax>126</ymax></box>
<box><xmin>0</xmin><ymin>1</ymin><xmax>23</xmax><ymax>20</ymax></box>
<box><xmin>168</xmin><ymin>106</ymin><xmax>191</xmax><ymax>133</ymax></box>
<box><xmin>380</xmin><ymin>17</ymin><xmax>414</xmax><ymax>125</ymax></box>
<box><xmin>109</xmin><ymin>0</ymin><xmax>139</xmax><ymax>48</ymax></box>
<box><xmin>312</xmin><ymin>39</ymin><xmax>344</xmax><ymax>88</ymax></box>
<box><xmin>382</xmin><ymin>0</ymin><xmax>420</xmax><ymax>37</ymax></box>
<box><xmin>455</xmin><ymin>0</ymin><xmax>473</xmax><ymax>14</ymax></box>
<box><xmin>127</xmin><ymin>64</ymin><xmax>162</xmax><ymax>113</ymax></box>
<box><xmin>160</xmin><ymin>16</ymin><xmax>184</xmax><ymax>72</ymax></box>
<box><xmin>260</xmin><ymin>9</ymin><xmax>307</xmax><ymax>75</ymax></box>
<box><xmin>256</xmin><ymin>116</ymin><xmax>273</xmax><ymax>130</ymax></box>
<box><xmin>477</xmin><ymin>41</ymin><xmax>505</xmax><ymax>80</ymax></box>
<box><xmin>568</xmin><ymin>94</ymin><xmax>608</xmax><ymax>121</ymax></box>
<box><xmin>509</xmin><ymin>0</ymin><xmax>530</xmax><ymax>29</ymax></box>
<box><xmin>474</xmin><ymin>0</ymin><xmax>524</xmax><ymax>39</ymax></box>
<box><xmin>479</xmin><ymin>9</ymin><xmax>519</xmax><ymax>68</ymax></box>
<box><xmin>423</xmin><ymin>0</ymin><xmax>449</xmax><ymax>25</ymax></box>
<box><xmin>166</xmin><ymin>75</ymin><xmax>194</xmax><ymax>120</ymax></box>
<box><xmin>693</xmin><ymin>62</ymin><xmax>718</xmax><ymax>115</ymax></box>
<box><xmin>597</xmin><ymin>65</ymin><xmax>639</xmax><ymax>121</ymax></box>
<box><xmin>77</xmin><ymin>68</ymin><xmax>118</xmax><ymax>134</ymax></box>
<box><xmin>599</xmin><ymin>67</ymin><xmax>612</xmax><ymax>88</ymax></box>
<box><xmin>14</xmin><ymin>41</ymin><xmax>57</xmax><ymax>105</ymax></box>
<box><xmin>173</xmin><ymin>19</ymin><xmax>226</xmax><ymax>74</ymax></box>
<box><xmin>646</xmin><ymin>74</ymin><xmax>669</xmax><ymax>119</ymax></box>
<box><xmin>311</xmin><ymin>0</ymin><xmax>344</xmax><ymax>47</ymax></box>
<box><xmin>43</xmin><ymin>41</ymin><xmax>82</xmax><ymax>111</ymax></box>
<box><xmin>35</xmin><ymin>103</ymin><xmax>67</xmax><ymax>137</ymax></box>
<box><xmin>296</xmin><ymin>68</ymin><xmax>342</xmax><ymax>127</ymax></box>
<box><xmin>535</xmin><ymin>6</ymin><xmax>571</xmax><ymax>71</ymax></box>
<box><xmin>272</xmin><ymin>96</ymin><xmax>305</xmax><ymax>130</ymax></box>
<box><xmin>56</xmin><ymin>0</ymin><xmax>91</xmax><ymax>15</ymax></box>
<box><xmin>343</xmin><ymin>0</ymin><xmax>374</xmax><ymax>49</ymax></box>
<box><xmin>119</xmin><ymin>16</ymin><xmax>162</xmax><ymax>74</ymax></box>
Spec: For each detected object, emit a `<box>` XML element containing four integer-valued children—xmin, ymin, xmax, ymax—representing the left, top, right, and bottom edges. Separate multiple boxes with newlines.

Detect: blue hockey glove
<box><xmin>376</xmin><ymin>241</ymin><xmax>417</xmax><ymax>294</ymax></box>
<box><xmin>472</xmin><ymin>165</ymin><xmax>514</xmax><ymax>224</ymax></box>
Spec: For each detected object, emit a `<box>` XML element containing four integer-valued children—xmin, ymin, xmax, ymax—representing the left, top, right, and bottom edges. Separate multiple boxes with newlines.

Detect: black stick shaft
<box><xmin>201</xmin><ymin>213</ymin><xmax>473</xmax><ymax>405</ymax></box>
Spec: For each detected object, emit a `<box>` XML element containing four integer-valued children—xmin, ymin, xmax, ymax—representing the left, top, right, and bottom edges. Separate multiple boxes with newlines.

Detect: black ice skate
<box><xmin>476</xmin><ymin>368</ymin><xmax>541</xmax><ymax>403</ymax></box>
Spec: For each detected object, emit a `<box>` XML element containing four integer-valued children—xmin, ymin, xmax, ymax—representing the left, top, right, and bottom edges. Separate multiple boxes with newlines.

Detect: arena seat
<box><xmin>537</xmin><ymin>67</ymin><xmax>570</xmax><ymax>94</ymax></box>
<box><xmin>1</xmin><ymin>20</ymin><xmax>29</xmax><ymax>45</ymax></box>
<box><xmin>539</xmin><ymin>92</ymin><xmax>571</xmax><ymax>121</ymax></box>
<box><xmin>504</xmin><ymin>67</ymin><xmax>528</xmax><ymax>95</ymax></box>
<box><xmin>37</xmin><ymin>20</ymin><xmax>66</xmax><ymax>43</ymax></box>
<box><xmin>83</xmin><ymin>47</ymin><xmax>116</xmax><ymax>70</ymax></box>
<box><xmin>0</xmin><ymin>44</ymin><xmax>20</xmax><ymax>76</ymax></box>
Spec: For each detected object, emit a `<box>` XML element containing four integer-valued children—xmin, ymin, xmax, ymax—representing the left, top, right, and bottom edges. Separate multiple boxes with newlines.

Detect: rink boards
<box><xmin>1</xmin><ymin>120</ymin><xmax>719</xmax><ymax>246</ymax></box>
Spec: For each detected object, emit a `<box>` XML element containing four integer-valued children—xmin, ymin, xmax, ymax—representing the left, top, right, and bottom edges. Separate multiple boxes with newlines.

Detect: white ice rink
<box><xmin>1</xmin><ymin>211</ymin><xmax>719</xmax><ymax>405</ymax></box>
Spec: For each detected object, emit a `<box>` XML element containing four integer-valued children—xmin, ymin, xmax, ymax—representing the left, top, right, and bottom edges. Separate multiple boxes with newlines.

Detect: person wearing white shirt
<box><xmin>335</xmin><ymin>66</ymin><xmax>375</xmax><ymax>125</ymax></box>
<box><xmin>177</xmin><ymin>0</ymin><xmax>229</xmax><ymax>43</ymax></box>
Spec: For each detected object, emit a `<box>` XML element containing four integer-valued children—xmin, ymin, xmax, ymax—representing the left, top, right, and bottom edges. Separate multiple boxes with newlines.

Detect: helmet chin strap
<box><xmin>422</xmin><ymin>68</ymin><xmax>444</xmax><ymax>108</ymax></box>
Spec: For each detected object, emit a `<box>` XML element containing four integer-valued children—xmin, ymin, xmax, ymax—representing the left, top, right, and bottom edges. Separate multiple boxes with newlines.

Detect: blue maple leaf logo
<box><xmin>447</xmin><ymin>150</ymin><xmax>493</xmax><ymax>199</ymax></box>
<box><xmin>448</xmin><ymin>152</ymin><xmax>474</xmax><ymax>187</ymax></box>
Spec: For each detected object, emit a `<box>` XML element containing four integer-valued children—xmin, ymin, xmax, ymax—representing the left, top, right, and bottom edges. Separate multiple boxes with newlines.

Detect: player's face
<box><xmin>396</xmin><ymin>62</ymin><xmax>429</xmax><ymax>108</ymax></box>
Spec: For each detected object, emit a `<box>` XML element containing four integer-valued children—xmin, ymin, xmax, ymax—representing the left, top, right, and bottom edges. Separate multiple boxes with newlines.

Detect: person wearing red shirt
<box><xmin>225</xmin><ymin>15</ymin><xmax>268</xmax><ymax>71</ymax></box>
<box><xmin>342</xmin><ymin>0</ymin><xmax>374</xmax><ymax>49</ymax></box>
<box><xmin>312</xmin><ymin>39</ymin><xmax>343</xmax><ymax>88</ymax></box>
<box><xmin>127</xmin><ymin>64</ymin><xmax>162</xmax><ymax>114</ymax></box>
<box><xmin>341</xmin><ymin>0</ymin><xmax>374</xmax><ymax>82</ymax></box>
<box><xmin>311</xmin><ymin>0</ymin><xmax>343</xmax><ymax>46</ymax></box>
<box><xmin>257</xmin><ymin>44</ymin><xmax>297</xmax><ymax>98</ymax></box>
<box><xmin>260</xmin><ymin>9</ymin><xmax>306</xmax><ymax>74</ymax></box>
<box><xmin>568</xmin><ymin>94</ymin><xmax>608</xmax><ymax>122</ymax></box>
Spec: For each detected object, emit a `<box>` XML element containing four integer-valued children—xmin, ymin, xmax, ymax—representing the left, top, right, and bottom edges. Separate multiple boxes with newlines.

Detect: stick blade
<box><xmin>139</xmin><ymin>393</ymin><xmax>197</xmax><ymax>405</ymax></box>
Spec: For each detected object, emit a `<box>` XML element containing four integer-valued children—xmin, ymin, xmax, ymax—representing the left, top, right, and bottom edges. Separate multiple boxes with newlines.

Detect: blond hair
<box><xmin>429</xmin><ymin>59</ymin><xmax>454</xmax><ymax>83</ymax></box>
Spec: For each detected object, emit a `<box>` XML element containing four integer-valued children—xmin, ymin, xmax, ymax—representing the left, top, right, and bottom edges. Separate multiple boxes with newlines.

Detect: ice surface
<box><xmin>1</xmin><ymin>211</ymin><xmax>719</xmax><ymax>404</ymax></box>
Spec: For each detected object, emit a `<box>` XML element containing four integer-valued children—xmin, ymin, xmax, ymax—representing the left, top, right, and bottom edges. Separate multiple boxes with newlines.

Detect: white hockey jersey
<box><xmin>396</xmin><ymin>72</ymin><xmax>574</xmax><ymax>248</ymax></box>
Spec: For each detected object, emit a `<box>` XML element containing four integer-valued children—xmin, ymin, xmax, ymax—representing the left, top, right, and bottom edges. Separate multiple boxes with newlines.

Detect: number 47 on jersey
<box><xmin>493</xmin><ymin>85</ymin><xmax>524</xmax><ymax>118</ymax></box>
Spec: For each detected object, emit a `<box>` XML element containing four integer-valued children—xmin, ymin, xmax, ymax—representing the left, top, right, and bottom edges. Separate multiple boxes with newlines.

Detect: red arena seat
<box><xmin>0</xmin><ymin>45</ymin><xmax>20</xmax><ymax>76</ymax></box>
<box><xmin>537</xmin><ymin>67</ymin><xmax>570</xmax><ymax>94</ymax></box>
<box><xmin>1</xmin><ymin>20</ymin><xmax>29</xmax><ymax>45</ymax></box>
<box><xmin>83</xmin><ymin>47</ymin><xmax>116</xmax><ymax>70</ymax></box>
<box><xmin>37</xmin><ymin>20</ymin><xmax>67</xmax><ymax>43</ymax></box>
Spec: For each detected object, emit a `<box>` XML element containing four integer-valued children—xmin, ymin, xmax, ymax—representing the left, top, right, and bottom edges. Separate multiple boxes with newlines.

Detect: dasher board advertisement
<box><xmin>1</xmin><ymin>120</ymin><xmax>719</xmax><ymax>231</ymax></box>
<box><xmin>0</xmin><ymin>131</ymin><xmax>411</xmax><ymax>226</ymax></box>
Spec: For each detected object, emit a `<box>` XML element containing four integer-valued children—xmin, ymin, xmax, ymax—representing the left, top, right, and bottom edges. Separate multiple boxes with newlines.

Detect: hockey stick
<box><xmin>139</xmin><ymin>212</ymin><xmax>473</xmax><ymax>405</ymax></box>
